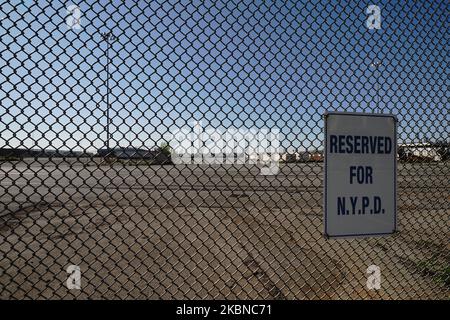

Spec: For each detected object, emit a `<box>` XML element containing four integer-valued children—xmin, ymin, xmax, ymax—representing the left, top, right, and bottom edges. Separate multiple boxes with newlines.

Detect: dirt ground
<box><xmin>0</xmin><ymin>160</ymin><xmax>449</xmax><ymax>299</ymax></box>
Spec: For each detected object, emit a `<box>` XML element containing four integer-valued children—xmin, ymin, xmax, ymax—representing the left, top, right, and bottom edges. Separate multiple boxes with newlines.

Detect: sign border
<box><xmin>324</xmin><ymin>111</ymin><xmax>398</xmax><ymax>239</ymax></box>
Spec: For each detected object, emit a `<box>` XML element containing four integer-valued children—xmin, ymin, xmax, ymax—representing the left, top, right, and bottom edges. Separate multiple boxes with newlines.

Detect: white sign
<box><xmin>324</xmin><ymin>112</ymin><xmax>397</xmax><ymax>238</ymax></box>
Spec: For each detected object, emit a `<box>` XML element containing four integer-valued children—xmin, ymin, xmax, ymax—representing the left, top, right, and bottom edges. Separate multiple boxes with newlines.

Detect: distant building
<box><xmin>0</xmin><ymin>148</ymin><xmax>92</xmax><ymax>158</ymax></box>
<box><xmin>172</xmin><ymin>152</ymin><xmax>263</xmax><ymax>165</ymax></box>
<box><xmin>309</xmin><ymin>150</ymin><xmax>324</xmax><ymax>162</ymax></box>
<box><xmin>97</xmin><ymin>147</ymin><xmax>171</xmax><ymax>164</ymax></box>
<box><xmin>281</xmin><ymin>150</ymin><xmax>324</xmax><ymax>163</ymax></box>
<box><xmin>398</xmin><ymin>143</ymin><xmax>442</xmax><ymax>162</ymax></box>
<box><xmin>282</xmin><ymin>153</ymin><xmax>298</xmax><ymax>163</ymax></box>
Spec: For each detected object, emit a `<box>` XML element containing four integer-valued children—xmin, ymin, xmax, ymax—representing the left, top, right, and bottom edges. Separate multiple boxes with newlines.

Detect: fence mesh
<box><xmin>0</xmin><ymin>0</ymin><xmax>448</xmax><ymax>299</ymax></box>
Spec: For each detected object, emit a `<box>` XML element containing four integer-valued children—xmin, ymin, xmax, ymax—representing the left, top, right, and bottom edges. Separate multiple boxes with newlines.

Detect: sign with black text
<box><xmin>324</xmin><ymin>112</ymin><xmax>397</xmax><ymax>238</ymax></box>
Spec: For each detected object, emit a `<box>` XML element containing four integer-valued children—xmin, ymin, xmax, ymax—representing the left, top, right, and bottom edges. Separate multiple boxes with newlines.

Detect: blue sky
<box><xmin>0</xmin><ymin>0</ymin><xmax>448</xmax><ymax>153</ymax></box>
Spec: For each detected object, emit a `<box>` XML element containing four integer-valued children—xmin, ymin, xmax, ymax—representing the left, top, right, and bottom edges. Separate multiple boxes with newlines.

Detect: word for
<box><xmin>350</xmin><ymin>166</ymin><xmax>373</xmax><ymax>184</ymax></box>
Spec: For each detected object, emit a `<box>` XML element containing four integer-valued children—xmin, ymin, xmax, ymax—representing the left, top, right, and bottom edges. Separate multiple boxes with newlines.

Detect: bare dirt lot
<box><xmin>0</xmin><ymin>159</ymin><xmax>449</xmax><ymax>299</ymax></box>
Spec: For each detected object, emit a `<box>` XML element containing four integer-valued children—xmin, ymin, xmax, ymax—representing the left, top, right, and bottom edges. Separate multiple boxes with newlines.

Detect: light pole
<box><xmin>370</xmin><ymin>61</ymin><xmax>382</xmax><ymax>113</ymax></box>
<box><xmin>100</xmin><ymin>31</ymin><xmax>117</xmax><ymax>157</ymax></box>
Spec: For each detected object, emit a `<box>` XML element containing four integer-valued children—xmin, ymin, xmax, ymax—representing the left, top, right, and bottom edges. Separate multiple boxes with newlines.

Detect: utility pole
<box><xmin>100</xmin><ymin>31</ymin><xmax>117</xmax><ymax>157</ymax></box>
<box><xmin>370</xmin><ymin>61</ymin><xmax>382</xmax><ymax>113</ymax></box>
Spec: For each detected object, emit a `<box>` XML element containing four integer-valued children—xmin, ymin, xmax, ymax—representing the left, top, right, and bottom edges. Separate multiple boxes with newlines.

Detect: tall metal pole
<box><xmin>370</xmin><ymin>61</ymin><xmax>382</xmax><ymax>113</ymax></box>
<box><xmin>101</xmin><ymin>31</ymin><xmax>116</xmax><ymax>156</ymax></box>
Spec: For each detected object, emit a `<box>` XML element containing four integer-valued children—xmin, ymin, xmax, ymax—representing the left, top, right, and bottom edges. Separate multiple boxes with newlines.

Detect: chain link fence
<box><xmin>0</xmin><ymin>0</ymin><xmax>448</xmax><ymax>299</ymax></box>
